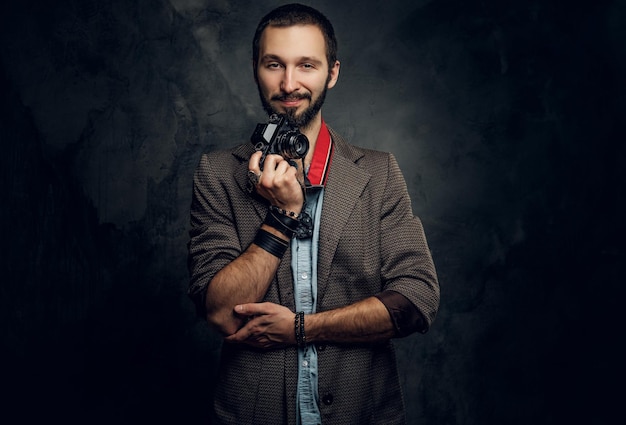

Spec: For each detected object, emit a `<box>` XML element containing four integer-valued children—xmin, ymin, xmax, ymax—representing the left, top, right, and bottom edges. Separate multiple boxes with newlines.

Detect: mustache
<box><xmin>271</xmin><ymin>93</ymin><xmax>311</xmax><ymax>102</ymax></box>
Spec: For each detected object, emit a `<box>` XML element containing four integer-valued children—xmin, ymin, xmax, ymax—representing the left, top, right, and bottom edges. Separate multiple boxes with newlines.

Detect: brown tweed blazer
<box><xmin>188</xmin><ymin>127</ymin><xmax>439</xmax><ymax>424</ymax></box>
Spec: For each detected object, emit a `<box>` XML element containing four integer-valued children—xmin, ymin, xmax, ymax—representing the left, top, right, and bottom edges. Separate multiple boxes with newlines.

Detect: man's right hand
<box><xmin>249</xmin><ymin>151</ymin><xmax>304</xmax><ymax>215</ymax></box>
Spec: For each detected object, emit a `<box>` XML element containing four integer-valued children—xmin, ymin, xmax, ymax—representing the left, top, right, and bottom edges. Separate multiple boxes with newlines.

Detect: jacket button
<box><xmin>322</xmin><ymin>393</ymin><xmax>333</xmax><ymax>405</ymax></box>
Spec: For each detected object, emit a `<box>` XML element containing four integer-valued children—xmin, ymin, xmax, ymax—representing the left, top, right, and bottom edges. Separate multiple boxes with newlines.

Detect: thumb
<box><xmin>234</xmin><ymin>302</ymin><xmax>266</xmax><ymax>316</ymax></box>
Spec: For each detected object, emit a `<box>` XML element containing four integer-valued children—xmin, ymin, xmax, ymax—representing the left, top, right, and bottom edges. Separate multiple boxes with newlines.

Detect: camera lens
<box><xmin>277</xmin><ymin>131</ymin><xmax>309</xmax><ymax>159</ymax></box>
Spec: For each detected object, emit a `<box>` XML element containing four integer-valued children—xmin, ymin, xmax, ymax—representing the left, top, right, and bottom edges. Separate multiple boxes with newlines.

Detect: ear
<box><xmin>326</xmin><ymin>60</ymin><xmax>340</xmax><ymax>89</ymax></box>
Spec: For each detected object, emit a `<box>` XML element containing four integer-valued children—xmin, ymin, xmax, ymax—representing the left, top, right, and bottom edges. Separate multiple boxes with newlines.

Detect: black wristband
<box><xmin>264</xmin><ymin>211</ymin><xmax>295</xmax><ymax>238</ymax></box>
<box><xmin>254</xmin><ymin>229</ymin><xmax>289</xmax><ymax>258</ymax></box>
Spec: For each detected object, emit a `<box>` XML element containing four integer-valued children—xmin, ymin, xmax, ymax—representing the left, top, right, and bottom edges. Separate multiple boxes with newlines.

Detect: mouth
<box><xmin>272</xmin><ymin>94</ymin><xmax>310</xmax><ymax>109</ymax></box>
<box><xmin>280</xmin><ymin>99</ymin><xmax>303</xmax><ymax>108</ymax></box>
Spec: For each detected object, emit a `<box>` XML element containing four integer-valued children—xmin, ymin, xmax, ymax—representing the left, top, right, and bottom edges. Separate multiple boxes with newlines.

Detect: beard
<box><xmin>258</xmin><ymin>83</ymin><xmax>329</xmax><ymax>130</ymax></box>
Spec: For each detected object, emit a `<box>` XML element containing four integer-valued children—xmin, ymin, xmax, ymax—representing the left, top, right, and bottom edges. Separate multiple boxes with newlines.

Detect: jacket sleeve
<box><xmin>377</xmin><ymin>153</ymin><xmax>440</xmax><ymax>332</ymax></box>
<box><xmin>187</xmin><ymin>152</ymin><xmax>243</xmax><ymax>318</ymax></box>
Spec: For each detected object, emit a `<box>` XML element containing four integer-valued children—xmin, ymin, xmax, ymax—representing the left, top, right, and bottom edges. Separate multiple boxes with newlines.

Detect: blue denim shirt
<box><xmin>291</xmin><ymin>187</ymin><xmax>324</xmax><ymax>425</ymax></box>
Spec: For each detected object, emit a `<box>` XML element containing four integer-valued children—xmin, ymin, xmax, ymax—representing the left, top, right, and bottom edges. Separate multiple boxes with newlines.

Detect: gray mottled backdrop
<box><xmin>1</xmin><ymin>0</ymin><xmax>624</xmax><ymax>424</ymax></box>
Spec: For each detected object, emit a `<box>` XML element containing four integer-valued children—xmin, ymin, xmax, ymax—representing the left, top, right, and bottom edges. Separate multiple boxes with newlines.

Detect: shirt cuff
<box><xmin>374</xmin><ymin>290</ymin><xmax>428</xmax><ymax>336</ymax></box>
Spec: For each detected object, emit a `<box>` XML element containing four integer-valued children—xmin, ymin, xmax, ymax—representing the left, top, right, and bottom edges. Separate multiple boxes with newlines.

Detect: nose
<box><xmin>280</xmin><ymin>67</ymin><xmax>299</xmax><ymax>93</ymax></box>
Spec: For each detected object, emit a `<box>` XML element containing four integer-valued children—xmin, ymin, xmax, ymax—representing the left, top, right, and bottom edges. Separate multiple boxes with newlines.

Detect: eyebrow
<box><xmin>260</xmin><ymin>54</ymin><xmax>324</xmax><ymax>66</ymax></box>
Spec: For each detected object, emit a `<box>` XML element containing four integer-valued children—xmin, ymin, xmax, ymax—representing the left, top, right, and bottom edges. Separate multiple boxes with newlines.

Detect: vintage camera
<box><xmin>250</xmin><ymin>114</ymin><xmax>309</xmax><ymax>169</ymax></box>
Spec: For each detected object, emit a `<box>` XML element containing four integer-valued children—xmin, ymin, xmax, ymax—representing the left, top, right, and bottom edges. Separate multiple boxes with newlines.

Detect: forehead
<box><xmin>259</xmin><ymin>24</ymin><xmax>327</xmax><ymax>62</ymax></box>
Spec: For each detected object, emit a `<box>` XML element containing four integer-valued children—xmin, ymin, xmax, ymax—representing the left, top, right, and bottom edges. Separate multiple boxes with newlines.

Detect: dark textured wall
<box><xmin>1</xmin><ymin>0</ymin><xmax>624</xmax><ymax>424</ymax></box>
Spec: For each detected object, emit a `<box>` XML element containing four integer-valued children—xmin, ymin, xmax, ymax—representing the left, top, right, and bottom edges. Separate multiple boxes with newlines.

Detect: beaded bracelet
<box><xmin>269</xmin><ymin>206</ymin><xmax>300</xmax><ymax>229</ymax></box>
<box><xmin>268</xmin><ymin>205</ymin><xmax>314</xmax><ymax>239</ymax></box>
<box><xmin>294</xmin><ymin>311</ymin><xmax>306</xmax><ymax>349</ymax></box>
<box><xmin>271</xmin><ymin>206</ymin><xmax>300</xmax><ymax>219</ymax></box>
<box><xmin>253</xmin><ymin>229</ymin><xmax>289</xmax><ymax>258</ymax></box>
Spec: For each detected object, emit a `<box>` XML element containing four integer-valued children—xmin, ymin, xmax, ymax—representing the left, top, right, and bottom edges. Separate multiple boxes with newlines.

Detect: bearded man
<box><xmin>188</xmin><ymin>4</ymin><xmax>439</xmax><ymax>424</ymax></box>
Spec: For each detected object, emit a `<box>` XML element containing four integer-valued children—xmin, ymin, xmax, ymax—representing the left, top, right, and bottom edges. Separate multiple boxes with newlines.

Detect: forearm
<box><xmin>191</xmin><ymin>151</ymin><xmax>305</xmax><ymax>335</ymax></box>
<box><xmin>305</xmin><ymin>296</ymin><xmax>396</xmax><ymax>344</ymax></box>
<box><xmin>205</xmin><ymin>224</ymin><xmax>289</xmax><ymax>335</ymax></box>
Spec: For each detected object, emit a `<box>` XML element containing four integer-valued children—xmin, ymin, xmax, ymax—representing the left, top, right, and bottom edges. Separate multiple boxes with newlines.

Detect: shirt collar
<box><xmin>306</xmin><ymin>119</ymin><xmax>334</xmax><ymax>187</ymax></box>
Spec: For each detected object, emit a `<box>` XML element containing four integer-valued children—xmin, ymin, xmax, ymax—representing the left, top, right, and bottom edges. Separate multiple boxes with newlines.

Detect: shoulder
<box><xmin>195</xmin><ymin>143</ymin><xmax>253</xmax><ymax>174</ymax></box>
<box><xmin>198</xmin><ymin>142</ymin><xmax>253</xmax><ymax>164</ymax></box>
<box><xmin>191</xmin><ymin>143</ymin><xmax>255</xmax><ymax>199</ymax></box>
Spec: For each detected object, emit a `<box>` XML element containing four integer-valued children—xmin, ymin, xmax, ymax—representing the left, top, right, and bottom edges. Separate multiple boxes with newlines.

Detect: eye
<box><xmin>300</xmin><ymin>63</ymin><xmax>315</xmax><ymax>70</ymax></box>
<box><xmin>266</xmin><ymin>62</ymin><xmax>282</xmax><ymax>69</ymax></box>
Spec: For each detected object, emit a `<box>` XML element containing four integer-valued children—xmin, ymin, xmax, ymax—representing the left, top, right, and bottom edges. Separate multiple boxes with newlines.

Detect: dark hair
<box><xmin>252</xmin><ymin>3</ymin><xmax>338</xmax><ymax>72</ymax></box>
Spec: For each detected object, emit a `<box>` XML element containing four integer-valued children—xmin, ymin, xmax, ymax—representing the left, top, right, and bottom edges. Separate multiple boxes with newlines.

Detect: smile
<box><xmin>272</xmin><ymin>93</ymin><xmax>311</xmax><ymax>107</ymax></box>
<box><xmin>280</xmin><ymin>98</ymin><xmax>304</xmax><ymax>107</ymax></box>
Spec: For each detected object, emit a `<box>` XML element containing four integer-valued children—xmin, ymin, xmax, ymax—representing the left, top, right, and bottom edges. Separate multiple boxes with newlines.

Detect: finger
<box><xmin>224</xmin><ymin>326</ymin><xmax>251</xmax><ymax>343</ymax></box>
<box><xmin>248</xmin><ymin>151</ymin><xmax>263</xmax><ymax>173</ymax></box>
<box><xmin>224</xmin><ymin>317</ymin><xmax>259</xmax><ymax>343</ymax></box>
<box><xmin>260</xmin><ymin>154</ymin><xmax>287</xmax><ymax>173</ymax></box>
<box><xmin>273</xmin><ymin>159</ymin><xmax>294</xmax><ymax>177</ymax></box>
<box><xmin>225</xmin><ymin>332</ymin><xmax>271</xmax><ymax>349</ymax></box>
<box><xmin>260</xmin><ymin>157</ymin><xmax>297</xmax><ymax>189</ymax></box>
<box><xmin>225</xmin><ymin>334</ymin><xmax>244</xmax><ymax>344</ymax></box>
<box><xmin>234</xmin><ymin>302</ymin><xmax>272</xmax><ymax>317</ymax></box>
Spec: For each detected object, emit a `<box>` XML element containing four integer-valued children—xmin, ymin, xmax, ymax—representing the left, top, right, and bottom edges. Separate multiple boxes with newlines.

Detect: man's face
<box><xmin>255</xmin><ymin>24</ymin><xmax>339</xmax><ymax>130</ymax></box>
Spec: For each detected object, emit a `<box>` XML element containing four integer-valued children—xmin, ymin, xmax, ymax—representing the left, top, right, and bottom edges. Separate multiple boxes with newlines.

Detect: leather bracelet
<box><xmin>269</xmin><ymin>206</ymin><xmax>300</xmax><ymax>230</ymax></box>
<box><xmin>271</xmin><ymin>206</ymin><xmax>300</xmax><ymax>219</ymax></box>
<box><xmin>269</xmin><ymin>206</ymin><xmax>314</xmax><ymax>240</ymax></box>
<box><xmin>264</xmin><ymin>211</ymin><xmax>295</xmax><ymax>238</ymax></box>
<box><xmin>254</xmin><ymin>229</ymin><xmax>289</xmax><ymax>258</ymax></box>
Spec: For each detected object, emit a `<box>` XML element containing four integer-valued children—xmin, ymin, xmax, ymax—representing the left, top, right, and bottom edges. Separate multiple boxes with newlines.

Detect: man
<box><xmin>188</xmin><ymin>4</ymin><xmax>439</xmax><ymax>424</ymax></box>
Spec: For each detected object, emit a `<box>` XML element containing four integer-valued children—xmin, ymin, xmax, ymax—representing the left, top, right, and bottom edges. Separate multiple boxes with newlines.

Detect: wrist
<box><xmin>253</xmin><ymin>228</ymin><xmax>289</xmax><ymax>258</ymax></box>
<box><xmin>264</xmin><ymin>205</ymin><xmax>314</xmax><ymax>239</ymax></box>
<box><xmin>260</xmin><ymin>223</ymin><xmax>291</xmax><ymax>241</ymax></box>
<box><xmin>263</xmin><ymin>209</ymin><xmax>296</xmax><ymax>239</ymax></box>
<box><xmin>303</xmin><ymin>312</ymin><xmax>320</xmax><ymax>344</ymax></box>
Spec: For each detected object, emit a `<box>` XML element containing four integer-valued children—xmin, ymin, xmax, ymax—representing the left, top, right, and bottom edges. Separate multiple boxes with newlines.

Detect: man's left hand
<box><xmin>225</xmin><ymin>302</ymin><xmax>296</xmax><ymax>349</ymax></box>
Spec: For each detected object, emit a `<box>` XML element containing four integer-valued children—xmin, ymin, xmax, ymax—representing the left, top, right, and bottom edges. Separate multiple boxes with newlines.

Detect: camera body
<box><xmin>251</xmin><ymin>114</ymin><xmax>309</xmax><ymax>169</ymax></box>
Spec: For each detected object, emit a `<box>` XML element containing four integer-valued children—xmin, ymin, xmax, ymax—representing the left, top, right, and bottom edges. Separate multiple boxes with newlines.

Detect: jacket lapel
<box><xmin>233</xmin><ymin>143</ymin><xmax>268</xmax><ymax>220</ymax></box>
<box><xmin>317</xmin><ymin>132</ymin><xmax>371</xmax><ymax>306</ymax></box>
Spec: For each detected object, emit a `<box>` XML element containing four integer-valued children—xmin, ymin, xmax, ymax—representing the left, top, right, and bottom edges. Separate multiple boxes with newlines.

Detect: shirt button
<box><xmin>322</xmin><ymin>393</ymin><xmax>334</xmax><ymax>405</ymax></box>
<box><xmin>301</xmin><ymin>272</ymin><xmax>308</xmax><ymax>279</ymax></box>
<box><xmin>302</xmin><ymin>360</ymin><xmax>309</xmax><ymax>367</ymax></box>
